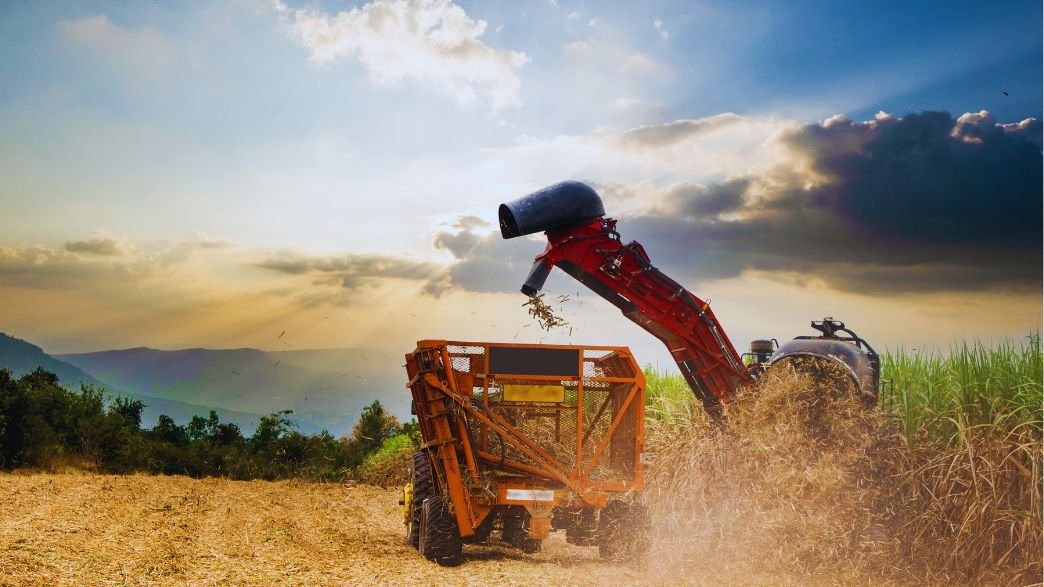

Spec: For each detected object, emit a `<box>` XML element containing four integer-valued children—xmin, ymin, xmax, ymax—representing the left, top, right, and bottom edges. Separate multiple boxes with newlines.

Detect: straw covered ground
<box><xmin>0</xmin><ymin>472</ymin><xmax>654</xmax><ymax>586</ymax></box>
<box><xmin>0</xmin><ymin>470</ymin><xmax>903</xmax><ymax>586</ymax></box>
<box><xmin>1</xmin><ymin>357</ymin><xmax>1039</xmax><ymax>586</ymax></box>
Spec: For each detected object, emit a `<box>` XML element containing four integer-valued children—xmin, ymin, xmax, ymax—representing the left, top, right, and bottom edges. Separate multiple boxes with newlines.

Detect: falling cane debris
<box><xmin>522</xmin><ymin>292</ymin><xmax>570</xmax><ymax>331</ymax></box>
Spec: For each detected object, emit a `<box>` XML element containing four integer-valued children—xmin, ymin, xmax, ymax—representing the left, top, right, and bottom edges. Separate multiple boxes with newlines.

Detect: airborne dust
<box><xmin>640</xmin><ymin>360</ymin><xmax>1041</xmax><ymax>586</ymax></box>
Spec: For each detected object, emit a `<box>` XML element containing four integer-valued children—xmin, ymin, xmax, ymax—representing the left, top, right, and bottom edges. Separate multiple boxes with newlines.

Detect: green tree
<box><xmin>151</xmin><ymin>415</ymin><xmax>189</xmax><ymax>446</ymax></box>
<box><xmin>186</xmin><ymin>410</ymin><xmax>242</xmax><ymax>444</ymax></box>
<box><xmin>0</xmin><ymin>368</ymin><xmax>26</xmax><ymax>468</ymax></box>
<box><xmin>187</xmin><ymin>414</ymin><xmax>210</xmax><ymax>443</ymax></box>
<box><xmin>110</xmin><ymin>397</ymin><xmax>146</xmax><ymax>429</ymax></box>
<box><xmin>338</xmin><ymin>400</ymin><xmax>402</xmax><ymax>470</ymax></box>
<box><xmin>251</xmin><ymin>410</ymin><xmax>295</xmax><ymax>453</ymax></box>
<box><xmin>349</xmin><ymin>400</ymin><xmax>401</xmax><ymax>455</ymax></box>
<box><xmin>400</xmin><ymin>419</ymin><xmax>421</xmax><ymax>446</ymax></box>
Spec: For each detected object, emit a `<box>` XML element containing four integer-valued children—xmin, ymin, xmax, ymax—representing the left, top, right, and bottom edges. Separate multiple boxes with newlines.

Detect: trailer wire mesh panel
<box><xmin>444</xmin><ymin>342</ymin><xmax>644</xmax><ymax>488</ymax></box>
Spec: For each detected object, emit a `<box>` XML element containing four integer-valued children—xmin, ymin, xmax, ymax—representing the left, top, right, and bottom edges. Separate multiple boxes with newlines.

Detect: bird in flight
<box><xmin>278</xmin><ymin>330</ymin><xmax>286</xmax><ymax>339</ymax></box>
<box><xmin>1001</xmin><ymin>90</ymin><xmax>1009</xmax><ymax>96</ymax></box>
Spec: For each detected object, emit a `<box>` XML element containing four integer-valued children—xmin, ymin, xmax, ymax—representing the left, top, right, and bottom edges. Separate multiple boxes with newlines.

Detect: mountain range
<box><xmin>0</xmin><ymin>332</ymin><xmax>411</xmax><ymax>436</ymax></box>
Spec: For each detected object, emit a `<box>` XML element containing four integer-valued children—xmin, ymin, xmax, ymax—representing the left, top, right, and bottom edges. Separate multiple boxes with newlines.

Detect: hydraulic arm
<box><xmin>500</xmin><ymin>181</ymin><xmax>752</xmax><ymax>415</ymax></box>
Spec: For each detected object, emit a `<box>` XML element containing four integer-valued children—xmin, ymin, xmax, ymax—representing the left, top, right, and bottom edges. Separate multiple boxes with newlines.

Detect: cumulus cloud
<box><xmin>431</xmin><ymin>224</ymin><xmax>540</xmax><ymax>294</ymax></box>
<box><xmin>154</xmin><ymin>232</ymin><xmax>236</xmax><ymax>266</ymax></box>
<box><xmin>273</xmin><ymin>0</ymin><xmax>529</xmax><ymax>109</ymax></box>
<box><xmin>258</xmin><ymin>251</ymin><xmax>445</xmax><ymax>297</ymax></box>
<box><xmin>661</xmin><ymin>179</ymin><xmax>751</xmax><ymax>217</ymax></box>
<box><xmin>616</xmin><ymin>110</ymin><xmax>1042</xmax><ymax>294</ymax></box>
<box><xmin>951</xmin><ymin>110</ymin><xmax>1043</xmax><ymax>148</ymax></box>
<box><xmin>0</xmin><ymin>245</ymin><xmax>154</xmax><ymax>289</ymax></box>
<box><xmin>65</xmin><ymin>232</ymin><xmax>136</xmax><ymax>256</ymax></box>
<box><xmin>452</xmin><ymin>215</ymin><xmax>490</xmax><ymax>230</ymax></box>
<box><xmin>181</xmin><ymin>230</ymin><xmax>234</xmax><ymax>250</ymax></box>
<box><xmin>1</xmin><ymin>232</ymin><xmax>247</xmax><ymax>292</ymax></box>
<box><xmin>784</xmin><ymin>110</ymin><xmax>1042</xmax><ymax>250</ymax></box>
<box><xmin>432</xmin><ymin>110</ymin><xmax>1041</xmax><ymax>297</ymax></box>
<box><xmin>58</xmin><ymin>15</ymin><xmax>176</xmax><ymax>73</ymax></box>
<box><xmin>2</xmin><ymin>231</ymin><xmax>455</xmax><ymax>332</ymax></box>
<box><xmin>618</xmin><ymin>113</ymin><xmax>746</xmax><ymax>149</ymax></box>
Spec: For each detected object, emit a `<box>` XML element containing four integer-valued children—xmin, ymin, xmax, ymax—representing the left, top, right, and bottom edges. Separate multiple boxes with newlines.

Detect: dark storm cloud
<box><xmin>785</xmin><ymin>111</ymin><xmax>1042</xmax><ymax>249</ymax></box>
<box><xmin>621</xmin><ymin>110</ymin><xmax>1042</xmax><ymax>294</ymax></box>
<box><xmin>432</xmin><ymin>110</ymin><xmax>1041</xmax><ymax>297</ymax></box>
<box><xmin>663</xmin><ymin>179</ymin><xmax>750</xmax><ymax>217</ymax></box>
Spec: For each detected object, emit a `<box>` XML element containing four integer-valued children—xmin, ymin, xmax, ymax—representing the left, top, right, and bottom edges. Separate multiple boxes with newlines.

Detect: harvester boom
<box><xmin>500</xmin><ymin>182</ymin><xmax>752</xmax><ymax>414</ymax></box>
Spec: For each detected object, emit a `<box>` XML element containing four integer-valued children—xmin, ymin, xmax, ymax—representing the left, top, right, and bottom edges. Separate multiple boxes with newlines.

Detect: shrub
<box><xmin>355</xmin><ymin>433</ymin><xmax>419</xmax><ymax>487</ymax></box>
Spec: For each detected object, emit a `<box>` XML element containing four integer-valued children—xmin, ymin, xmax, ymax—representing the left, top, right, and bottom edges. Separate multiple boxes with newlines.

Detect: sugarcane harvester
<box><xmin>499</xmin><ymin>181</ymin><xmax>880</xmax><ymax>414</ymax></box>
<box><xmin>403</xmin><ymin>181</ymin><xmax>880</xmax><ymax>566</ymax></box>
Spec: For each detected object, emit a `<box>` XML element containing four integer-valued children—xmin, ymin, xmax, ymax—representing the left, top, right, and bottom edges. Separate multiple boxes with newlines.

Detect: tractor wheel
<box><xmin>598</xmin><ymin>500</ymin><xmax>651</xmax><ymax>562</ymax></box>
<box><xmin>405</xmin><ymin>451</ymin><xmax>433</xmax><ymax>548</ymax></box>
<box><xmin>419</xmin><ymin>495</ymin><xmax>463</xmax><ymax>567</ymax></box>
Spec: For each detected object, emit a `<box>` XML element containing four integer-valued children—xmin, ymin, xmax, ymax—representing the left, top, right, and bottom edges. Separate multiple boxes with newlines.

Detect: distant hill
<box><xmin>57</xmin><ymin>346</ymin><xmax>411</xmax><ymax>436</ymax></box>
<box><xmin>0</xmin><ymin>332</ymin><xmax>104</xmax><ymax>388</ymax></box>
<box><xmin>0</xmin><ymin>332</ymin><xmax>274</xmax><ymax>434</ymax></box>
<box><xmin>0</xmin><ymin>332</ymin><xmax>413</xmax><ymax>436</ymax></box>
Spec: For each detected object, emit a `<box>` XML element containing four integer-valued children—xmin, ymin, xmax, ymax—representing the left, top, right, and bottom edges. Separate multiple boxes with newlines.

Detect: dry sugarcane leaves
<box><xmin>523</xmin><ymin>293</ymin><xmax>570</xmax><ymax>331</ymax></box>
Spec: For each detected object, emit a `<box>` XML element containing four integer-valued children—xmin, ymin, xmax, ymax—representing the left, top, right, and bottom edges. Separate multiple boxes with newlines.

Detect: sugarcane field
<box><xmin>0</xmin><ymin>1</ymin><xmax>1041</xmax><ymax>586</ymax></box>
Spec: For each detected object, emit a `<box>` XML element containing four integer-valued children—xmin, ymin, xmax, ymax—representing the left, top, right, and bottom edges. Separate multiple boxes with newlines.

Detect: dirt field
<box><xmin>0</xmin><ymin>472</ymin><xmax>659</xmax><ymax>587</ymax></box>
<box><xmin>0</xmin><ymin>471</ymin><xmax>900</xmax><ymax>586</ymax></box>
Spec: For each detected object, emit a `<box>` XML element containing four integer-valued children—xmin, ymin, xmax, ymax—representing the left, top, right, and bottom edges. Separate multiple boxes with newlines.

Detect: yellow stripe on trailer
<box><xmin>503</xmin><ymin>384</ymin><xmax>565</xmax><ymax>403</ymax></box>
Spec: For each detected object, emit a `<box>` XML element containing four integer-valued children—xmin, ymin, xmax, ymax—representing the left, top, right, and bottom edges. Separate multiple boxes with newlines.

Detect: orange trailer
<box><xmin>402</xmin><ymin>340</ymin><xmax>649</xmax><ymax>566</ymax></box>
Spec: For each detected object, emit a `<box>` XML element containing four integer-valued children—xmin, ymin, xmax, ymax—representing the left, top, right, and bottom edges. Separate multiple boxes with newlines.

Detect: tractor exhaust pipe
<box><xmin>499</xmin><ymin>181</ymin><xmax>605</xmax><ymax>239</ymax></box>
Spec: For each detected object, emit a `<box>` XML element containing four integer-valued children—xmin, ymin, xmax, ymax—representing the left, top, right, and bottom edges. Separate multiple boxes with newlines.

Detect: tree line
<box><xmin>0</xmin><ymin>367</ymin><xmax>418</xmax><ymax>483</ymax></box>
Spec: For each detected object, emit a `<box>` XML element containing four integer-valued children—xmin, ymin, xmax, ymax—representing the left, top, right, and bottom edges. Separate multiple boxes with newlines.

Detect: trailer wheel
<box><xmin>502</xmin><ymin>506</ymin><xmax>543</xmax><ymax>554</ymax></box>
<box><xmin>515</xmin><ymin>536</ymin><xmax>542</xmax><ymax>554</ymax></box>
<box><xmin>598</xmin><ymin>501</ymin><xmax>651</xmax><ymax>562</ymax></box>
<box><xmin>463</xmin><ymin>509</ymin><xmax>497</xmax><ymax>544</ymax></box>
<box><xmin>419</xmin><ymin>495</ymin><xmax>463</xmax><ymax>567</ymax></box>
<box><xmin>405</xmin><ymin>451</ymin><xmax>433</xmax><ymax>548</ymax></box>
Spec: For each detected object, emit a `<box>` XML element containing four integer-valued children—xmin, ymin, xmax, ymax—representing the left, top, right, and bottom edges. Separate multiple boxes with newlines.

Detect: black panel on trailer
<box><xmin>488</xmin><ymin>347</ymin><xmax>580</xmax><ymax>377</ymax></box>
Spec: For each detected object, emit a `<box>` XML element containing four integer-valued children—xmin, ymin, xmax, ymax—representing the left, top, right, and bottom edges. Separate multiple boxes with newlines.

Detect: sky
<box><xmin>0</xmin><ymin>0</ymin><xmax>1041</xmax><ymax>368</ymax></box>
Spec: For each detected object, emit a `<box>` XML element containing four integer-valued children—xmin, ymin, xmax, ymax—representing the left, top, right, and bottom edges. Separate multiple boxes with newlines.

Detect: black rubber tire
<box><xmin>501</xmin><ymin>506</ymin><xmax>542</xmax><ymax>554</ymax></box>
<box><xmin>463</xmin><ymin>509</ymin><xmax>497</xmax><ymax>545</ymax></box>
<box><xmin>419</xmin><ymin>495</ymin><xmax>464</xmax><ymax>567</ymax></box>
<box><xmin>515</xmin><ymin>536</ymin><xmax>543</xmax><ymax>554</ymax></box>
<box><xmin>406</xmin><ymin>451</ymin><xmax>433</xmax><ymax>548</ymax></box>
<box><xmin>598</xmin><ymin>501</ymin><xmax>651</xmax><ymax>562</ymax></box>
<box><xmin>564</xmin><ymin>508</ymin><xmax>598</xmax><ymax>546</ymax></box>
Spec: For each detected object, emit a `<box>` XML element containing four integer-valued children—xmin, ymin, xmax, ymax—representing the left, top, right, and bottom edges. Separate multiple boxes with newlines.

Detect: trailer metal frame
<box><xmin>405</xmin><ymin>340</ymin><xmax>645</xmax><ymax>544</ymax></box>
